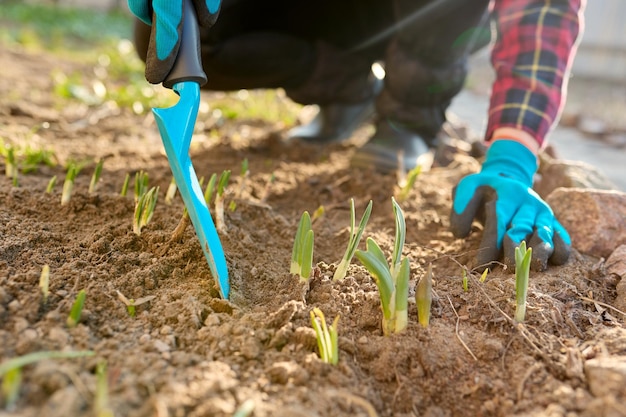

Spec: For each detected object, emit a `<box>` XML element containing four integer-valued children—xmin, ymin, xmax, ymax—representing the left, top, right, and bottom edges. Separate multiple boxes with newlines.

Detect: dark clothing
<box><xmin>135</xmin><ymin>0</ymin><xmax>491</xmax><ymax>139</ymax></box>
<box><xmin>134</xmin><ymin>0</ymin><xmax>584</xmax><ymax>145</ymax></box>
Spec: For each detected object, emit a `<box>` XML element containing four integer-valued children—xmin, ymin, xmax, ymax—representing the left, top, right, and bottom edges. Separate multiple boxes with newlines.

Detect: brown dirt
<box><xmin>1</xmin><ymin>45</ymin><xmax>625</xmax><ymax>417</ymax></box>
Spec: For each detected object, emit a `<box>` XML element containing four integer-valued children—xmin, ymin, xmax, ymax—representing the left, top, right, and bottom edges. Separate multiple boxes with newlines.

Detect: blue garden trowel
<box><xmin>151</xmin><ymin>0</ymin><xmax>229</xmax><ymax>299</ymax></box>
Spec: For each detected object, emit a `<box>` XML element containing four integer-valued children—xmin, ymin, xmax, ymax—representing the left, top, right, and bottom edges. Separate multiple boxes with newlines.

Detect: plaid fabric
<box><xmin>486</xmin><ymin>0</ymin><xmax>584</xmax><ymax>147</ymax></box>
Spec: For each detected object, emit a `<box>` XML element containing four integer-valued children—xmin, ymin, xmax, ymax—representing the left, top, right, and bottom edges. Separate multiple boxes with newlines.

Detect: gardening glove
<box><xmin>128</xmin><ymin>0</ymin><xmax>221</xmax><ymax>84</ymax></box>
<box><xmin>450</xmin><ymin>140</ymin><xmax>571</xmax><ymax>271</ymax></box>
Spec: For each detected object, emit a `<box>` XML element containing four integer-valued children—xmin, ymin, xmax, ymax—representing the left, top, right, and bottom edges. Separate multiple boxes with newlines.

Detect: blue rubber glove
<box><xmin>128</xmin><ymin>0</ymin><xmax>221</xmax><ymax>84</ymax></box>
<box><xmin>450</xmin><ymin>140</ymin><xmax>571</xmax><ymax>271</ymax></box>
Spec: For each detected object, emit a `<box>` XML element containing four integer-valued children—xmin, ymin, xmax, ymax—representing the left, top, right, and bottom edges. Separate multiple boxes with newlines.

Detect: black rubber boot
<box><xmin>350</xmin><ymin>119</ymin><xmax>434</xmax><ymax>173</ymax></box>
<box><xmin>286</xmin><ymin>77</ymin><xmax>383</xmax><ymax>144</ymax></box>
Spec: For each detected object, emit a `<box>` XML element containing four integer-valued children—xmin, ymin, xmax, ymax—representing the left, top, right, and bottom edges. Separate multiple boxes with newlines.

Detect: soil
<box><xmin>1</xmin><ymin>44</ymin><xmax>625</xmax><ymax>417</ymax></box>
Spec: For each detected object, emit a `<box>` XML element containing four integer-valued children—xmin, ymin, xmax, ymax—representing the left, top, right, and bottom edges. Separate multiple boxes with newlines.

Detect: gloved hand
<box><xmin>128</xmin><ymin>0</ymin><xmax>221</xmax><ymax>84</ymax></box>
<box><xmin>450</xmin><ymin>140</ymin><xmax>571</xmax><ymax>271</ymax></box>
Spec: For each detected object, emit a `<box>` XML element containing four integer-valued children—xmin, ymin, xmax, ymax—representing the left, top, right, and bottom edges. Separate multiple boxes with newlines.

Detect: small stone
<box><xmin>22</xmin><ymin>328</ymin><xmax>39</xmax><ymax>341</ymax></box>
<box><xmin>266</xmin><ymin>361</ymin><xmax>309</xmax><ymax>385</ymax></box>
<box><xmin>8</xmin><ymin>299</ymin><xmax>21</xmax><ymax>312</ymax></box>
<box><xmin>159</xmin><ymin>325</ymin><xmax>173</xmax><ymax>335</ymax></box>
<box><xmin>48</xmin><ymin>327</ymin><xmax>69</xmax><ymax>346</ymax></box>
<box><xmin>584</xmin><ymin>356</ymin><xmax>626</xmax><ymax>398</ymax></box>
<box><xmin>153</xmin><ymin>339</ymin><xmax>171</xmax><ymax>353</ymax></box>
<box><xmin>14</xmin><ymin>317</ymin><xmax>29</xmax><ymax>333</ymax></box>
<box><xmin>357</xmin><ymin>336</ymin><xmax>368</xmax><ymax>344</ymax></box>
<box><xmin>546</xmin><ymin>188</ymin><xmax>626</xmax><ymax>258</ymax></box>
<box><xmin>204</xmin><ymin>314</ymin><xmax>221</xmax><ymax>327</ymax></box>
<box><xmin>606</xmin><ymin>245</ymin><xmax>626</xmax><ymax>278</ymax></box>
<box><xmin>139</xmin><ymin>333</ymin><xmax>151</xmax><ymax>344</ymax></box>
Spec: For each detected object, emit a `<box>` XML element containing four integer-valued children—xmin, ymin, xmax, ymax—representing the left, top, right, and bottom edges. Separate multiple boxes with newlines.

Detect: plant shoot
<box><xmin>66</xmin><ymin>289</ymin><xmax>86</xmax><ymax>328</ymax></box>
<box><xmin>133</xmin><ymin>186</ymin><xmax>159</xmax><ymax>235</ymax></box>
<box><xmin>355</xmin><ymin>197</ymin><xmax>410</xmax><ymax>335</ymax></box>
<box><xmin>290</xmin><ymin>211</ymin><xmax>314</xmax><ymax>282</ymax></box>
<box><xmin>89</xmin><ymin>158</ymin><xmax>104</xmax><ymax>194</ymax></box>
<box><xmin>333</xmin><ymin>199</ymin><xmax>372</xmax><ymax>281</ymax></box>
<box><xmin>310</xmin><ymin>307</ymin><xmax>339</xmax><ymax>365</ymax></box>
<box><xmin>416</xmin><ymin>263</ymin><xmax>433</xmax><ymax>328</ymax></box>
<box><xmin>515</xmin><ymin>241</ymin><xmax>532</xmax><ymax>323</ymax></box>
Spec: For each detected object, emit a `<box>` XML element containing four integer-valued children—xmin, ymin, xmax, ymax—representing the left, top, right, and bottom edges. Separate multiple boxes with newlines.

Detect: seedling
<box><xmin>116</xmin><ymin>290</ymin><xmax>156</xmax><ymax>318</ymax></box>
<box><xmin>462</xmin><ymin>269</ymin><xmax>469</xmax><ymax>292</ymax></box>
<box><xmin>133</xmin><ymin>186</ymin><xmax>159</xmax><ymax>236</ymax></box>
<box><xmin>61</xmin><ymin>163</ymin><xmax>80</xmax><ymax>205</ymax></box>
<box><xmin>45</xmin><ymin>175</ymin><xmax>57</xmax><ymax>193</ymax></box>
<box><xmin>4</xmin><ymin>146</ymin><xmax>18</xmax><ymax>186</ymax></box>
<box><xmin>164</xmin><ymin>177</ymin><xmax>177</xmax><ymax>204</ymax></box>
<box><xmin>204</xmin><ymin>173</ymin><xmax>217</xmax><ymax>205</ymax></box>
<box><xmin>333</xmin><ymin>199</ymin><xmax>373</xmax><ymax>281</ymax></box>
<box><xmin>514</xmin><ymin>241</ymin><xmax>532</xmax><ymax>323</ymax></box>
<box><xmin>39</xmin><ymin>264</ymin><xmax>50</xmax><ymax>304</ymax></box>
<box><xmin>310</xmin><ymin>307</ymin><xmax>339</xmax><ymax>365</ymax></box>
<box><xmin>0</xmin><ymin>350</ymin><xmax>94</xmax><ymax>411</ymax></box>
<box><xmin>479</xmin><ymin>268</ymin><xmax>489</xmax><ymax>283</ymax></box>
<box><xmin>237</xmin><ymin>158</ymin><xmax>249</xmax><ymax>198</ymax></box>
<box><xmin>290</xmin><ymin>211</ymin><xmax>314</xmax><ymax>282</ymax></box>
<box><xmin>396</xmin><ymin>165</ymin><xmax>421</xmax><ymax>202</ymax></box>
<box><xmin>94</xmin><ymin>361</ymin><xmax>114</xmax><ymax>417</ymax></box>
<box><xmin>355</xmin><ymin>197</ymin><xmax>410</xmax><ymax>335</ymax></box>
<box><xmin>215</xmin><ymin>170</ymin><xmax>231</xmax><ymax>233</ymax></box>
<box><xmin>120</xmin><ymin>173</ymin><xmax>130</xmax><ymax>197</ymax></box>
<box><xmin>259</xmin><ymin>173</ymin><xmax>276</xmax><ymax>203</ymax></box>
<box><xmin>133</xmin><ymin>170</ymin><xmax>149</xmax><ymax>202</ymax></box>
<box><xmin>416</xmin><ymin>263</ymin><xmax>433</xmax><ymax>328</ymax></box>
<box><xmin>88</xmin><ymin>158</ymin><xmax>104</xmax><ymax>194</ymax></box>
<box><xmin>311</xmin><ymin>205</ymin><xmax>325</xmax><ymax>223</ymax></box>
<box><xmin>233</xmin><ymin>400</ymin><xmax>255</xmax><ymax>417</ymax></box>
<box><xmin>66</xmin><ymin>289</ymin><xmax>86</xmax><ymax>328</ymax></box>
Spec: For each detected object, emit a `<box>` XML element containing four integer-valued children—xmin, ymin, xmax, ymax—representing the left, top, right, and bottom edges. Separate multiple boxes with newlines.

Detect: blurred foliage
<box><xmin>0</xmin><ymin>2</ymin><xmax>300</xmax><ymax>122</ymax></box>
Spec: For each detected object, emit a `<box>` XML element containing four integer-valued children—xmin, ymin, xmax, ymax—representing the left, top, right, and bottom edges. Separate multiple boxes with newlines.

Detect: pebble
<box><xmin>584</xmin><ymin>356</ymin><xmax>626</xmax><ymax>398</ymax></box>
<box><xmin>153</xmin><ymin>339</ymin><xmax>171</xmax><ymax>353</ymax></box>
<box><xmin>13</xmin><ymin>317</ymin><xmax>29</xmax><ymax>333</ymax></box>
<box><xmin>48</xmin><ymin>327</ymin><xmax>70</xmax><ymax>346</ymax></box>
<box><xmin>8</xmin><ymin>299</ymin><xmax>21</xmax><ymax>313</ymax></box>
<box><xmin>547</xmin><ymin>188</ymin><xmax>626</xmax><ymax>258</ymax></box>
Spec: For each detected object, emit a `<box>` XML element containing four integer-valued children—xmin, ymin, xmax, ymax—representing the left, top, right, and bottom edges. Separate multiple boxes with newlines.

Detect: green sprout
<box><xmin>4</xmin><ymin>146</ymin><xmax>18</xmax><ymax>186</ymax></box>
<box><xmin>311</xmin><ymin>205</ymin><xmax>325</xmax><ymax>223</ymax></box>
<box><xmin>61</xmin><ymin>163</ymin><xmax>80</xmax><ymax>205</ymax></box>
<box><xmin>479</xmin><ymin>268</ymin><xmax>489</xmax><ymax>283</ymax></box>
<box><xmin>2</xmin><ymin>367</ymin><xmax>21</xmax><ymax>411</ymax></box>
<box><xmin>88</xmin><ymin>158</ymin><xmax>104</xmax><ymax>194</ymax></box>
<box><xmin>290</xmin><ymin>211</ymin><xmax>314</xmax><ymax>282</ymax></box>
<box><xmin>204</xmin><ymin>173</ymin><xmax>217</xmax><ymax>205</ymax></box>
<box><xmin>355</xmin><ymin>197</ymin><xmax>410</xmax><ymax>336</ymax></box>
<box><xmin>238</xmin><ymin>158</ymin><xmax>249</xmax><ymax>198</ymax></box>
<box><xmin>45</xmin><ymin>175</ymin><xmax>57</xmax><ymax>193</ymax></box>
<box><xmin>133</xmin><ymin>186</ymin><xmax>159</xmax><ymax>236</ymax></box>
<box><xmin>39</xmin><ymin>264</ymin><xmax>50</xmax><ymax>304</ymax></box>
<box><xmin>260</xmin><ymin>173</ymin><xmax>276</xmax><ymax>203</ymax></box>
<box><xmin>333</xmin><ymin>199</ymin><xmax>373</xmax><ymax>281</ymax></box>
<box><xmin>233</xmin><ymin>399</ymin><xmax>256</xmax><ymax>417</ymax></box>
<box><xmin>462</xmin><ymin>269</ymin><xmax>469</xmax><ymax>292</ymax></box>
<box><xmin>396</xmin><ymin>165</ymin><xmax>421</xmax><ymax>203</ymax></box>
<box><xmin>310</xmin><ymin>307</ymin><xmax>339</xmax><ymax>365</ymax></box>
<box><xmin>66</xmin><ymin>289</ymin><xmax>86</xmax><ymax>328</ymax></box>
<box><xmin>120</xmin><ymin>173</ymin><xmax>130</xmax><ymax>197</ymax></box>
<box><xmin>94</xmin><ymin>361</ymin><xmax>114</xmax><ymax>417</ymax></box>
<box><xmin>215</xmin><ymin>170</ymin><xmax>231</xmax><ymax>233</ymax></box>
<box><xmin>416</xmin><ymin>263</ymin><xmax>433</xmax><ymax>328</ymax></box>
<box><xmin>116</xmin><ymin>290</ymin><xmax>155</xmax><ymax>318</ymax></box>
<box><xmin>164</xmin><ymin>177</ymin><xmax>177</xmax><ymax>204</ymax></box>
<box><xmin>133</xmin><ymin>170</ymin><xmax>149</xmax><ymax>202</ymax></box>
<box><xmin>0</xmin><ymin>350</ymin><xmax>94</xmax><ymax>411</ymax></box>
<box><xmin>515</xmin><ymin>241</ymin><xmax>532</xmax><ymax>323</ymax></box>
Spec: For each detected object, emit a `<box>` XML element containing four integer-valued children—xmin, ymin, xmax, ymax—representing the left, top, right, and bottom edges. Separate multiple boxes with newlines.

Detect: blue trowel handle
<box><xmin>163</xmin><ymin>0</ymin><xmax>208</xmax><ymax>89</ymax></box>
